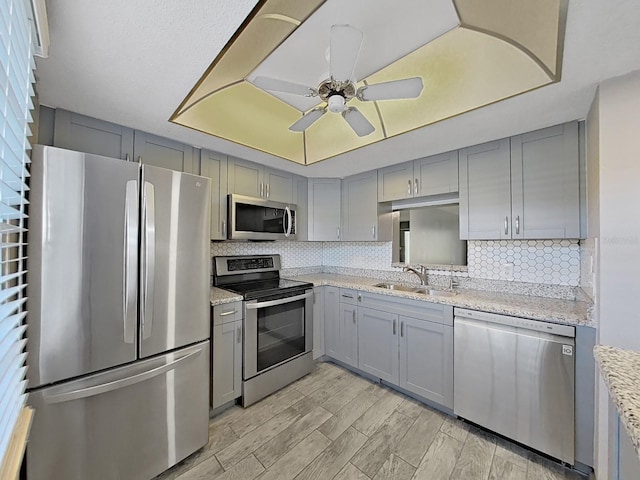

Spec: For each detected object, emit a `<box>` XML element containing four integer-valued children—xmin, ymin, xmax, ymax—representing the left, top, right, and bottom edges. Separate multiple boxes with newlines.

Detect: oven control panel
<box><xmin>228</xmin><ymin>257</ymin><xmax>273</xmax><ymax>271</ymax></box>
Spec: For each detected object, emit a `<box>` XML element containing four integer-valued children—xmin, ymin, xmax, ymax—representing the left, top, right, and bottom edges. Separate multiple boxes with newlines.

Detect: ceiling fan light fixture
<box><xmin>327</xmin><ymin>94</ymin><xmax>346</xmax><ymax>113</ymax></box>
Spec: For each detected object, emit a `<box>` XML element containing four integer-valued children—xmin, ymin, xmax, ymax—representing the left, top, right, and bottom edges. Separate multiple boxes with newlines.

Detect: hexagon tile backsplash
<box><xmin>211</xmin><ymin>239</ymin><xmax>581</xmax><ymax>287</ymax></box>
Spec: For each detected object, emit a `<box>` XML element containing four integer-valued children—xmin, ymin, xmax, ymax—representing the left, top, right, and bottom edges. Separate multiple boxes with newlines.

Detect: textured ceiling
<box><xmin>35</xmin><ymin>0</ymin><xmax>640</xmax><ymax>178</ymax></box>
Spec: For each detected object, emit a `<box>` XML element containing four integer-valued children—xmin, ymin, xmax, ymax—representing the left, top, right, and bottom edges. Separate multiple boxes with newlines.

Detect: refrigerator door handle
<box><xmin>141</xmin><ymin>181</ymin><xmax>156</xmax><ymax>339</ymax></box>
<box><xmin>44</xmin><ymin>349</ymin><xmax>202</xmax><ymax>404</ymax></box>
<box><xmin>123</xmin><ymin>180</ymin><xmax>138</xmax><ymax>344</ymax></box>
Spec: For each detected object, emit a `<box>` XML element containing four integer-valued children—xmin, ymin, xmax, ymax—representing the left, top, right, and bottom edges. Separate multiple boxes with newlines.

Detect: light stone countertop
<box><xmin>291</xmin><ymin>273</ymin><xmax>592</xmax><ymax>327</ymax></box>
<box><xmin>594</xmin><ymin>345</ymin><xmax>640</xmax><ymax>461</ymax></box>
<box><xmin>210</xmin><ymin>287</ymin><xmax>242</xmax><ymax>306</ymax></box>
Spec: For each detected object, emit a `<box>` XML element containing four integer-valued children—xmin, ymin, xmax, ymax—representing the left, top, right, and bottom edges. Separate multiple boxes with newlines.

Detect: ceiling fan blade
<box><xmin>329</xmin><ymin>25</ymin><xmax>363</xmax><ymax>82</ymax></box>
<box><xmin>342</xmin><ymin>107</ymin><xmax>375</xmax><ymax>137</ymax></box>
<box><xmin>289</xmin><ymin>108</ymin><xmax>326</xmax><ymax>132</ymax></box>
<box><xmin>253</xmin><ymin>76</ymin><xmax>316</xmax><ymax>97</ymax></box>
<box><xmin>357</xmin><ymin>77</ymin><xmax>424</xmax><ymax>101</ymax></box>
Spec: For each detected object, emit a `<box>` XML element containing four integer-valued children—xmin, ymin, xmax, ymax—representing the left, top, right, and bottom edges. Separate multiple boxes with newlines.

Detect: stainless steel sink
<box><xmin>373</xmin><ymin>282</ymin><xmax>457</xmax><ymax>297</ymax></box>
<box><xmin>372</xmin><ymin>282</ymin><xmax>417</xmax><ymax>292</ymax></box>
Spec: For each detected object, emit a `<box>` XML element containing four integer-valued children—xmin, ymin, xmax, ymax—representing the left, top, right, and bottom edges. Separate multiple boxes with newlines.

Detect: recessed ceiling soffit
<box><xmin>171</xmin><ymin>0</ymin><xmax>567</xmax><ymax>165</ymax></box>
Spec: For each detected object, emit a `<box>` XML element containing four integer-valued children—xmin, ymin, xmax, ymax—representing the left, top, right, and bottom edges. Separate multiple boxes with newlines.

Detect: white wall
<box><xmin>591</xmin><ymin>69</ymin><xmax>640</xmax><ymax>479</ymax></box>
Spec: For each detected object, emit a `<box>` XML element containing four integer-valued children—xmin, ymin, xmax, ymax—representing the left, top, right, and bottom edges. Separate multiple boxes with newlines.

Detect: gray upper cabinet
<box><xmin>227</xmin><ymin>157</ymin><xmax>293</xmax><ymax>203</ymax></box>
<box><xmin>460</xmin><ymin>122</ymin><xmax>581</xmax><ymax>240</ymax></box>
<box><xmin>378</xmin><ymin>151</ymin><xmax>459</xmax><ymax>202</ymax></box>
<box><xmin>292</xmin><ymin>175</ymin><xmax>309</xmax><ymax>241</ymax></box>
<box><xmin>133</xmin><ymin>131</ymin><xmax>195</xmax><ymax>173</ymax></box>
<box><xmin>459</xmin><ymin>138</ymin><xmax>512</xmax><ymax>240</ymax></box>
<box><xmin>342</xmin><ymin>170</ymin><xmax>387</xmax><ymax>241</ymax></box>
<box><xmin>53</xmin><ymin>109</ymin><xmax>134</xmax><ymax>160</ymax></box>
<box><xmin>510</xmin><ymin>122</ymin><xmax>580</xmax><ymax>239</ymax></box>
<box><xmin>308</xmin><ymin>178</ymin><xmax>341</xmax><ymax>241</ymax></box>
<box><xmin>200</xmin><ymin>150</ymin><xmax>228</xmax><ymax>240</ymax></box>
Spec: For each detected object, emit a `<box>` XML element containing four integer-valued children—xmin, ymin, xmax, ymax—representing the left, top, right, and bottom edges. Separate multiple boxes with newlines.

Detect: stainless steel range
<box><xmin>213</xmin><ymin>255</ymin><xmax>314</xmax><ymax>407</ymax></box>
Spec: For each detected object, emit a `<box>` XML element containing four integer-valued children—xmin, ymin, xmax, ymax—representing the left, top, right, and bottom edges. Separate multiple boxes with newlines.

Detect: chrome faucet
<box><xmin>403</xmin><ymin>265</ymin><xmax>427</xmax><ymax>285</ymax></box>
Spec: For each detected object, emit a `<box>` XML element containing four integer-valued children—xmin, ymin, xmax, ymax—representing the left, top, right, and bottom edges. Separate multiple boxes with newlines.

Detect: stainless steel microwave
<box><xmin>227</xmin><ymin>194</ymin><xmax>296</xmax><ymax>240</ymax></box>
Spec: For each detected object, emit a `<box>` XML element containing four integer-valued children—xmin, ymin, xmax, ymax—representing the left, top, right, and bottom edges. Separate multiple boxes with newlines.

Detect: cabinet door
<box><xmin>510</xmin><ymin>122</ymin><xmax>580</xmax><ymax>239</ymax></box>
<box><xmin>212</xmin><ymin>321</ymin><xmax>242</xmax><ymax>409</ymax></box>
<box><xmin>414</xmin><ymin>150</ymin><xmax>458</xmax><ymax>197</ymax></box>
<box><xmin>459</xmin><ymin>138</ymin><xmax>512</xmax><ymax>239</ymax></box>
<box><xmin>357</xmin><ymin>307</ymin><xmax>399</xmax><ymax>383</ymax></box>
<box><xmin>265</xmin><ymin>167</ymin><xmax>293</xmax><ymax>203</ymax></box>
<box><xmin>53</xmin><ymin>109</ymin><xmax>134</xmax><ymax>160</ymax></box>
<box><xmin>308</xmin><ymin>178</ymin><xmax>341</xmax><ymax>241</ymax></box>
<box><xmin>378</xmin><ymin>162</ymin><xmax>414</xmax><ymax>201</ymax></box>
<box><xmin>292</xmin><ymin>175</ymin><xmax>308</xmax><ymax>241</ymax></box>
<box><xmin>324</xmin><ymin>286</ymin><xmax>340</xmax><ymax>359</ymax></box>
<box><xmin>200</xmin><ymin>150</ymin><xmax>228</xmax><ymax>240</ymax></box>
<box><xmin>339</xmin><ymin>304</ymin><xmax>359</xmax><ymax>368</ymax></box>
<box><xmin>228</xmin><ymin>156</ymin><xmax>264</xmax><ymax>198</ymax></box>
<box><xmin>399</xmin><ymin>317</ymin><xmax>453</xmax><ymax>408</ymax></box>
<box><xmin>342</xmin><ymin>170</ymin><xmax>378</xmax><ymax>241</ymax></box>
<box><xmin>312</xmin><ymin>287</ymin><xmax>325</xmax><ymax>359</ymax></box>
<box><xmin>133</xmin><ymin>131</ymin><xmax>195</xmax><ymax>173</ymax></box>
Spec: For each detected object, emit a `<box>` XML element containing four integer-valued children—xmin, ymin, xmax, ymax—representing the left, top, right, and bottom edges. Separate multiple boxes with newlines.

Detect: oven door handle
<box><xmin>245</xmin><ymin>291</ymin><xmax>313</xmax><ymax>310</ymax></box>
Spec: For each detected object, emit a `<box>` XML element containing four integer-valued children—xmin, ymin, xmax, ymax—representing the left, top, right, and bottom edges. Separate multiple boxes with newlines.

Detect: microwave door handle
<box><xmin>284</xmin><ymin>206</ymin><xmax>292</xmax><ymax>237</ymax></box>
<box><xmin>245</xmin><ymin>291</ymin><xmax>313</xmax><ymax>310</ymax></box>
<box><xmin>141</xmin><ymin>181</ymin><xmax>156</xmax><ymax>339</ymax></box>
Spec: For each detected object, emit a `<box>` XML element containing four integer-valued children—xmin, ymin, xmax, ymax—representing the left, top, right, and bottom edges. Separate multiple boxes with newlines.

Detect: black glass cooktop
<box><xmin>222</xmin><ymin>278</ymin><xmax>313</xmax><ymax>300</ymax></box>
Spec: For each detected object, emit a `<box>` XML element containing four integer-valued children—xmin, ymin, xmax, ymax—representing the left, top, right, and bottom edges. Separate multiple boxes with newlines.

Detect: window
<box><xmin>0</xmin><ymin>0</ymin><xmax>34</xmax><ymax>463</ymax></box>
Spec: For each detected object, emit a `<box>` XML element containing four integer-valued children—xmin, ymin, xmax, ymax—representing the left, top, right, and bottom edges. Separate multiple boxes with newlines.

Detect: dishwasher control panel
<box><xmin>454</xmin><ymin>308</ymin><xmax>575</xmax><ymax>338</ymax></box>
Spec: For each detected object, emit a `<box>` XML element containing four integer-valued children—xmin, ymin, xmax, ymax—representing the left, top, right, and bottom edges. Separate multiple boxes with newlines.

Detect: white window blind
<box><xmin>0</xmin><ymin>0</ymin><xmax>34</xmax><ymax>464</ymax></box>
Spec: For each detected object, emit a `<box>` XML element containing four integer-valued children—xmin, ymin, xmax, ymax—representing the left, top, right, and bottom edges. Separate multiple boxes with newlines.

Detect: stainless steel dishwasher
<box><xmin>453</xmin><ymin>308</ymin><xmax>575</xmax><ymax>465</ymax></box>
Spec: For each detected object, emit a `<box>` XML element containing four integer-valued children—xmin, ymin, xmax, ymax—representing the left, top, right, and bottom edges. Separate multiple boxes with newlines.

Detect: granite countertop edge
<box><xmin>594</xmin><ymin>345</ymin><xmax>640</xmax><ymax>460</ymax></box>
<box><xmin>293</xmin><ymin>273</ymin><xmax>592</xmax><ymax>327</ymax></box>
<box><xmin>210</xmin><ymin>287</ymin><xmax>243</xmax><ymax>306</ymax></box>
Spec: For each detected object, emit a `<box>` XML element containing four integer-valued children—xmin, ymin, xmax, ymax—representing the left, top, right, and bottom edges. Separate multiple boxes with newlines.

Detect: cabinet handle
<box><xmin>236</xmin><ymin>326</ymin><xmax>241</xmax><ymax>344</ymax></box>
<box><xmin>372</xmin><ymin>226</ymin><xmax>376</xmax><ymax>239</ymax></box>
<box><xmin>393</xmin><ymin>319</ymin><xmax>397</xmax><ymax>335</ymax></box>
<box><xmin>125</xmin><ymin>154</ymin><xmax>130</xmax><ymax>162</ymax></box>
<box><xmin>352</xmin><ymin>310</ymin><xmax>356</xmax><ymax>324</ymax></box>
<box><xmin>266</xmin><ymin>183</ymin><xmax>270</xmax><ymax>198</ymax></box>
<box><xmin>414</xmin><ymin>178</ymin><xmax>419</xmax><ymax>195</ymax></box>
<box><xmin>260</xmin><ymin>182</ymin><xmax>264</xmax><ymax>197</ymax></box>
<box><xmin>407</xmin><ymin>180</ymin><xmax>412</xmax><ymax>196</ymax></box>
<box><xmin>219</xmin><ymin>309</ymin><xmax>237</xmax><ymax>317</ymax></box>
<box><xmin>357</xmin><ymin>294</ymin><xmax>362</xmax><ymax>303</ymax></box>
<box><xmin>222</xmin><ymin>220</ymin><xmax>226</xmax><ymax>238</ymax></box>
<box><xmin>137</xmin><ymin>155</ymin><xmax>142</xmax><ymax>165</ymax></box>
<box><xmin>504</xmin><ymin>216</ymin><xmax>509</xmax><ymax>235</ymax></box>
<box><xmin>336</xmin><ymin>226</ymin><xmax>340</xmax><ymax>240</ymax></box>
<box><xmin>400</xmin><ymin>321</ymin><xmax>404</xmax><ymax>337</ymax></box>
<box><xmin>515</xmin><ymin>215</ymin><xmax>520</xmax><ymax>235</ymax></box>
<box><xmin>341</xmin><ymin>294</ymin><xmax>353</xmax><ymax>299</ymax></box>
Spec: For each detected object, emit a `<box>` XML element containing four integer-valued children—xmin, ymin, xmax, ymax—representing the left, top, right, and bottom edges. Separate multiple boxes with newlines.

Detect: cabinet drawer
<box><xmin>339</xmin><ymin>288</ymin><xmax>360</xmax><ymax>305</ymax></box>
<box><xmin>212</xmin><ymin>302</ymin><xmax>243</xmax><ymax>326</ymax></box>
<box><xmin>361</xmin><ymin>292</ymin><xmax>453</xmax><ymax>325</ymax></box>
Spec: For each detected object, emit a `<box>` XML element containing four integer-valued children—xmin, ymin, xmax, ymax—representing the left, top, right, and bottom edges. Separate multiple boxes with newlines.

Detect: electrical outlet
<box><xmin>501</xmin><ymin>263</ymin><xmax>514</xmax><ymax>281</ymax></box>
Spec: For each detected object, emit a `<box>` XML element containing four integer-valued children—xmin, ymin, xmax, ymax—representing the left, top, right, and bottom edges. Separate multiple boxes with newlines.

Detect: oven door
<box><xmin>244</xmin><ymin>289</ymin><xmax>313</xmax><ymax>379</ymax></box>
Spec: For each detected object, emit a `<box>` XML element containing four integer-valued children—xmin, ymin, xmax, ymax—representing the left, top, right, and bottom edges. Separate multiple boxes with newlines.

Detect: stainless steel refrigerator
<box><xmin>25</xmin><ymin>145</ymin><xmax>211</xmax><ymax>480</ymax></box>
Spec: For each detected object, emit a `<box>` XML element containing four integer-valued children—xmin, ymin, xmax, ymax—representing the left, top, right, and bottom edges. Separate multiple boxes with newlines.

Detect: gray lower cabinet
<box><xmin>211</xmin><ymin>302</ymin><xmax>242</xmax><ymax>409</ymax></box>
<box><xmin>200</xmin><ymin>150</ymin><xmax>228</xmax><ymax>240</ymax></box>
<box><xmin>312</xmin><ymin>287</ymin><xmax>325</xmax><ymax>359</ymax></box>
<box><xmin>324</xmin><ymin>286</ymin><xmax>340</xmax><ymax>359</ymax></box>
<box><xmin>460</xmin><ymin>121</ymin><xmax>581</xmax><ymax>240</ymax></box>
<box><xmin>308</xmin><ymin>178</ymin><xmax>341</xmax><ymax>241</ymax></box>
<box><xmin>610</xmin><ymin>399</ymin><xmax>640</xmax><ymax>480</ymax></box>
<box><xmin>399</xmin><ymin>316</ymin><xmax>453</xmax><ymax>407</ymax></box>
<box><xmin>357</xmin><ymin>306</ymin><xmax>399</xmax><ymax>383</ymax></box>
<box><xmin>52</xmin><ymin>108</ymin><xmax>134</xmax><ymax>160</ymax></box>
<box><xmin>324</xmin><ymin>289</ymin><xmax>454</xmax><ymax>409</ymax></box>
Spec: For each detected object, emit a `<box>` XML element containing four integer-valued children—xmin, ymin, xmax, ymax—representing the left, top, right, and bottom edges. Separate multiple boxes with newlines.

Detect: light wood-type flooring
<box><xmin>155</xmin><ymin>362</ymin><xmax>586</xmax><ymax>480</ymax></box>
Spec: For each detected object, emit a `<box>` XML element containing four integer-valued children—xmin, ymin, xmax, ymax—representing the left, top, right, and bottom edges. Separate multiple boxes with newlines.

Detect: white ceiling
<box><xmin>36</xmin><ymin>0</ymin><xmax>640</xmax><ymax>178</ymax></box>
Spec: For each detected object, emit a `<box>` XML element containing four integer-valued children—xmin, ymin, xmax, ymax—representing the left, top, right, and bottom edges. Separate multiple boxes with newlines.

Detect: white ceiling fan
<box><xmin>252</xmin><ymin>25</ymin><xmax>424</xmax><ymax>137</ymax></box>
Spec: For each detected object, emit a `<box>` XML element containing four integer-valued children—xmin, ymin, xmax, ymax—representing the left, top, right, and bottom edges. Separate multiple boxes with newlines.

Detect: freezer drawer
<box><xmin>26</xmin><ymin>341</ymin><xmax>209</xmax><ymax>480</ymax></box>
<box><xmin>454</xmin><ymin>310</ymin><xmax>575</xmax><ymax>464</ymax></box>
